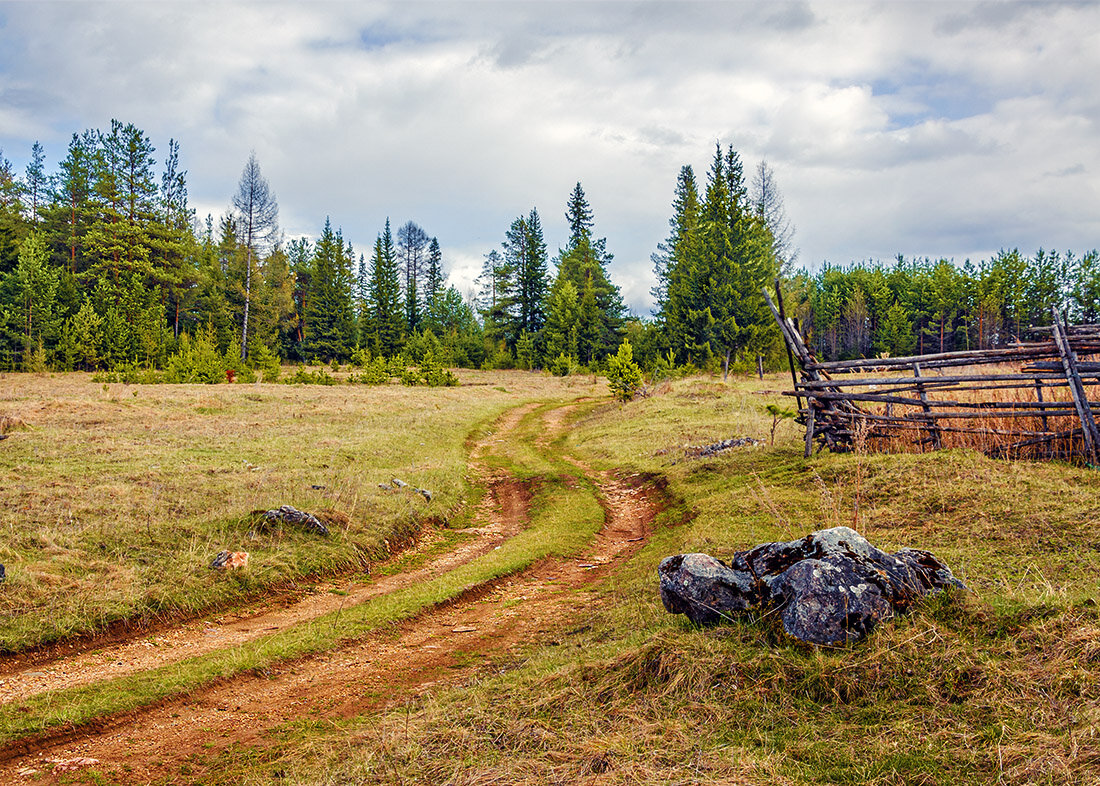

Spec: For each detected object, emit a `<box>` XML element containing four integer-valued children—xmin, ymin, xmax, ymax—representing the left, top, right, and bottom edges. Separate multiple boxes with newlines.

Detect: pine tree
<box><xmin>24</xmin><ymin>141</ymin><xmax>48</xmax><ymax>225</ymax></box>
<box><xmin>12</xmin><ymin>231</ymin><xmax>59</xmax><ymax>367</ymax></box>
<box><xmin>85</xmin><ymin>120</ymin><xmax>160</xmax><ymax>285</ymax></box>
<box><xmin>0</xmin><ymin>148</ymin><xmax>26</xmax><ymax>274</ymax></box>
<box><xmin>54</xmin><ymin>131</ymin><xmax>96</xmax><ymax>274</ymax></box>
<box><xmin>154</xmin><ymin>138</ymin><xmax>197</xmax><ymax>338</ymax></box>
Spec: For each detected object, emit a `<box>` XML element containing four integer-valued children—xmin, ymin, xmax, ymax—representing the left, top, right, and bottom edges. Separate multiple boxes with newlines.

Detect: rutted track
<box><xmin>0</xmin><ymin>400</ymin><xmax>666</xmax><ymax>784</ymax></box>
<box><xmin>0</xmin><ymin>404</ymin><xmax>534</xmax><ymax>707</ymax></box>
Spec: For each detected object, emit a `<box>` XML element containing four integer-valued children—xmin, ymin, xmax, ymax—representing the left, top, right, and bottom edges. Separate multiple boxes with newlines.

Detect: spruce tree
<box><xmin>477</xmin><ymin>248</ymin><xmax>515</xmax><ymax>348</ymax></box>
<box><xmin>397</xmin><ymin>221</ymin><xmax>429</xmax><ymax>333</ymax></box>
<box><xmin>367</xmin><ymin>219</ymin><xmax>403</xmax><ymax>357</ymax></box>
<box><xmin>286</xmin><ymin>236</ymin><xmax>312</xmax><ymax>357</ymax></box>
<box><xmin>552</xmin><ymin>184</ymin><xmax>624</xmax><ymax>362</ymax></box>
<box><xmin>543</xmin><ymin>278</ymin><xmax>580</xmax><ymax>361</ymax></box>
<box><xmin>304</xmin><ymin>218</ymin><xmax>355</xmax><ymax>361</ymax></box>
<box><xmin>655</xmin><ymin>165</ymin><xmax>701</xmax><ymax>356</ymax></box>
<box><xmin>501</xmin><ymin>210</ymin><xmax>549</xmax><ymax>348</ymax></box>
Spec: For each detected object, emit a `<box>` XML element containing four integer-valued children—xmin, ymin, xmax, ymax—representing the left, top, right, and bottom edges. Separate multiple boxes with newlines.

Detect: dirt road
<box><xmin>0</xmin><ymin>400</ymin><xmax>663</xmax><ymax>784</ymax></box>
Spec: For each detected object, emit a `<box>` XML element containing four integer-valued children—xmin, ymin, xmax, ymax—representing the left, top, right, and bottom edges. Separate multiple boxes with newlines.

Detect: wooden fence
<box><xmin>764</xmin><ymin>284</ymin><xmax>1100</xmax><ymax>463</ymax></box>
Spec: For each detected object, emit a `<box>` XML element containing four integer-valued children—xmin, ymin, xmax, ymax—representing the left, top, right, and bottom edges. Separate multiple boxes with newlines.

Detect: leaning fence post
<box><xmin>772</xmin><ymin>280</ymin><xmax>803</xmax><ymax>412</ymax></box>
<box><xmin>1051</xmin><ymin>309</ymin><xmax>1100</xmax><ymax>464</ymax></box>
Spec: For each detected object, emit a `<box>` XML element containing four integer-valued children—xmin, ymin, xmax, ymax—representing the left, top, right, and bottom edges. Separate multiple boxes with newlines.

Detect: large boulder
<box><xmin>658</xmin><ymin>526</ymin><xmax>964</xmax><ymax>645</ymax></box>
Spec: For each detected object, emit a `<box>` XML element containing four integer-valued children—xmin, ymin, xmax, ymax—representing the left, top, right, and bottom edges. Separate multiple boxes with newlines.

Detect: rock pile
<box><xmin>658</xmin><ymin>526</ymin><xmax>964</xmax><ymax>645</ymax></box>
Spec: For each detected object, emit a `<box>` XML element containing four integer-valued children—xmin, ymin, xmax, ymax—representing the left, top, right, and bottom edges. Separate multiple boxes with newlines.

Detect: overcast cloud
<box><xmin>1</xmin><ymin>1</ymin><xmax>1097</xmax><ymax>314</ymax></box>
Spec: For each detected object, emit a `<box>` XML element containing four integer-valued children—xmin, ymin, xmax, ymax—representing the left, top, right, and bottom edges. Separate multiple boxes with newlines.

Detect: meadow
<box><xmin>244</xmin><ymin>375</ymin><xmax>1100</xmax><ymax>785</ymax></box>
<box><xmin>0</xmin><ymin>369</ymin><xmax>591</xmax><ymax>651</ymax></box>
<box><xmin>2</xmin><ymin>370</ymin><xmax>1099</xmax><ymax>784</ymax></box>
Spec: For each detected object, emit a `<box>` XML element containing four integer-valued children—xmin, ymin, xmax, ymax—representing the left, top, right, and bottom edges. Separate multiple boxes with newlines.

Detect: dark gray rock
<box><xmin>0</xmin><ymin>563</ymin><xmax>5</xmax><ymax>583</ymax></box>
<box><xmin>658</xmin><ymin>526</ymin><xmax>964</xmax><ymax>645</ymax></box>
<box><xmin>658</xmin><ymin>553</ymin><xmax>759</xmax><ymax>625</ymax></box>
<box><xmin>261</xmin><ymin>505</ymin><xmax>329</xmax><ymax>537</ymax></box>
<box><xmin>770</xmin><ymin>556</ymin><xmax>895</xmax><ymax>645</ymax></box>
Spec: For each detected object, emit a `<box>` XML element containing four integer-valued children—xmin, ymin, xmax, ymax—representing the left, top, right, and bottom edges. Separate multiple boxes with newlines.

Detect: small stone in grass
<box><xmin>211</xmin><ymin>550</ymin><xmax>250</xmax><ymax>570</ymax></box>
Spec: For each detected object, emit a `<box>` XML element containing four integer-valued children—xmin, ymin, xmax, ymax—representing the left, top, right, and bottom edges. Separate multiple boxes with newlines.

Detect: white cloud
<box><xmin>0</xmin><ymin>1</ymin><xmax>1098</xmax><ymax>315</ymax></box>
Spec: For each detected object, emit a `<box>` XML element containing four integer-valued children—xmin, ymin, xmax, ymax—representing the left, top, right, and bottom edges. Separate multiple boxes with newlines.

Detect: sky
<box><xmin>1</xmin><ymin>0</ymin><xmax>1098</xmax><ymax>315</ymax></box>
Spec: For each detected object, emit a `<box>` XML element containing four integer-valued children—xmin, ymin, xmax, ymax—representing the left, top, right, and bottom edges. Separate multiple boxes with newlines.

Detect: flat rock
<box><xmin>261</xmin><ymin>505</ymin><xmax>329</xmax><ymax>537</ymax></box>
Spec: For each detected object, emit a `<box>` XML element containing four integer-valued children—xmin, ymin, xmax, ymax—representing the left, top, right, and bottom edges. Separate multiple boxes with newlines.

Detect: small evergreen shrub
<box><xmin>163</xmin><ymin>329</ymin><xmax>226</xmax><ymax>384</ymax></box>
<box><xmin>250</xmin><ymin>343</ymin><xmax>282</xmax><ymax>383</ymax></box>
<box><xmin>400</xmin><ymin>366</ymin><xmax>425</xmax><ymax>386</ymax></box>
<box><xmin>282</xmin><ymin>367</ymin><xmax>338</xmax><ymax>385</ymax></box>
<box><xmin>350</xmin><ymin>347</ymin><xmax>371</xmax><ymax>368</ymax></box>
<box><xmin>606</xmin><ymin>339</ymin><xmax>644</xmax><ymax>402</ymax></box>
<box><xmin>348</xmin><ymin>355</ymin><xmax>390</xmax><ymax>384</ymax></box>
<box><xmin>421</xmin><ymin>350</ymin><xmax>459</xmax><ymax>387</ymax></box>
<box><xmin>549</xmin><ymin>353</ymin><xmax>576</xmax><ymax>377</ymax></box>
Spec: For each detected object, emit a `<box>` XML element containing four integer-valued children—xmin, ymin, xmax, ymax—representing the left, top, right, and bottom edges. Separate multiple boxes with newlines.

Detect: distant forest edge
<box><xmin>0</xmin><ymin>121</ymin><xmax>1097</xmax><ymax>377</ymax></box>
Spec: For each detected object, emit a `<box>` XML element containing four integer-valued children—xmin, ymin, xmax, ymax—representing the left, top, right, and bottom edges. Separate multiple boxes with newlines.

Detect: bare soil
<box><xmin>0</xmin><ymin>401</ymin><xmax>665</xmax><ymax>784</ymax></box>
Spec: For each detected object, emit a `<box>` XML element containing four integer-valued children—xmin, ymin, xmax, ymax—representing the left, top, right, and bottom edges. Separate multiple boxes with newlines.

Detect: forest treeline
<box><xmin>787</xmin><ymin>249</ymin><xmax>1100</xmax><ymax>362</ymax></box>
<box><xmin>0</xmin><ymin>122</ymin><xmax>1096</xmax><ymax>377</ymax></box>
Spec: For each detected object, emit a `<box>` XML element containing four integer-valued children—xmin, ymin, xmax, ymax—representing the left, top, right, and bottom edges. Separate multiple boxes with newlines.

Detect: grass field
<box><xmin>0</xmin><ymin>369</ymin><xmax>595</xmax><ymax>651</ymax></box>
<box><xmin>4</xmin><ymin>370</ymin><xmax>1100</xmax><ymax>784</ymax></box>
<box><xmin>236</xmin><ymin>374</ymin><xmax>1100</xmax><ymax>785</ymax></box>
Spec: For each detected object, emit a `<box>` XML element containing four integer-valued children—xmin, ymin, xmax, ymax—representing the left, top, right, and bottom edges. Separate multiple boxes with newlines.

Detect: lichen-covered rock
<box><xmin>658</xmin><ymin>526</ymin><xmax>964</xmax><ymax>644</ymax></box>
<box><xmin>770</xmin><ymin>557</ymin><xmax>895</xmax><ymax>645</ymax></box>
<box><xmin>658</xmin><ymin>553</ymin><xmax>758</xmax><ymax>625</ymax></box>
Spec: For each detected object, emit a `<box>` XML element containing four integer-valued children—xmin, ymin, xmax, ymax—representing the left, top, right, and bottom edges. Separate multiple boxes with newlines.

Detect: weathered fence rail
<box><xmin>765</xmin><ymin>284</ymin><xmax>1100</xmax><ymax>464</ymax></box>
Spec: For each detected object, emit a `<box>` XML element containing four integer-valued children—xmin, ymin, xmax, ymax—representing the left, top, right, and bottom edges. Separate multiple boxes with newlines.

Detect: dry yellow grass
<box><xmin>811</xmin><ymin>362</ymin><xmax>1099</xmax><ymax>460</ymax></box>
<box><xmin>0</xmin><ymin>368</ymin><xmax>598</xmax><ymax>651</ymax></box>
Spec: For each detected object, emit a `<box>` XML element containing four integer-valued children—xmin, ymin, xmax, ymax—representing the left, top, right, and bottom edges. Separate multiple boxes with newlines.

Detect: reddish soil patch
<box><xmin>0</xmin><ymin>404</ymin><xmax>665</xmax><ymax>785</ymax></box>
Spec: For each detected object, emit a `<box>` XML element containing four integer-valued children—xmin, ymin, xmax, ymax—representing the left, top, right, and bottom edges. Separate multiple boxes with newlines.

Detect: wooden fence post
<box><xmin>1051</xmin><ymin>309</ymin><xmax>1100</xmax><ymax>464</ymax></box>
<box><xmin>913</xmin><ymin>363</ymin><xmax>942</xmax><ymax>449</ymax></box>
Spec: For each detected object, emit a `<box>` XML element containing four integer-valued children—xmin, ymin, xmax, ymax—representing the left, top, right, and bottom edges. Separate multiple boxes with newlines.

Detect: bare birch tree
<box><xmin>751</xmin><ymin>159</ymin><xmax>798</xmax><ymax>275</ymax></box>
<box><xmin>232</xmin><ymin>151</ymin><xmax>279</xmax><ymax>360</ymax></box>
